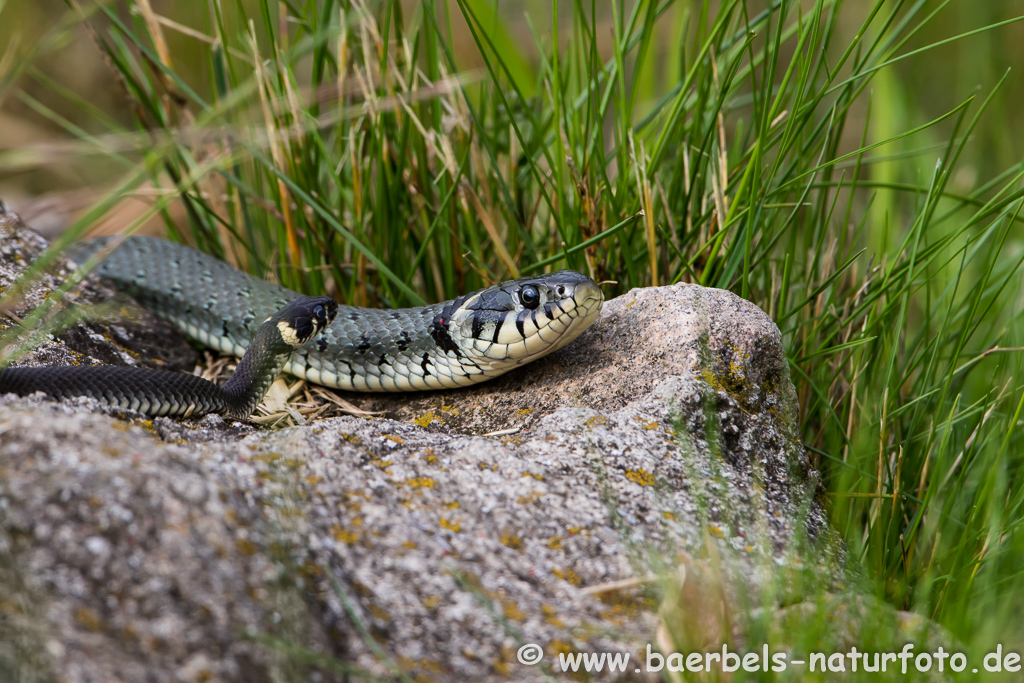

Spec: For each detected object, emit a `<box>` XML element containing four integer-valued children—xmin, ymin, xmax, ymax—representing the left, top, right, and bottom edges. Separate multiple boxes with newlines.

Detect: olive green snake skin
<box><xmin>0</xmin><ymin>237</ymin><xmax>603</xmax><ymax>416</ymax></box>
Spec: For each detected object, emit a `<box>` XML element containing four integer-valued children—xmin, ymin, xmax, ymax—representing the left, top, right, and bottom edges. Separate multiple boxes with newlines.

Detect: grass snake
<box><xmin>0</xmin><ymin>237</ymin><xmax>603</xmax><ymax>417</ymax></box>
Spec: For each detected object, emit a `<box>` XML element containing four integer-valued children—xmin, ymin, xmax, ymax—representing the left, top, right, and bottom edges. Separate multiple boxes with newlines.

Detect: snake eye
<box><xmin>313</xmin><ymin>305</ymin><xmax>326</xmax><ymax>323</ymax></box>
<box><xmin>520</xmin><ymin>285</ymin><xmax>540</xmax><ymax>309</ymax></box>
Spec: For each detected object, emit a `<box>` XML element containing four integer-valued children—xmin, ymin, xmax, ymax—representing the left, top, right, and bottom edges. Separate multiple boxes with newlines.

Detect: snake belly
<box><xmin>68</xmin><ymin>237</ymin><xmax>604</xmax><ymax>392</ymax></box>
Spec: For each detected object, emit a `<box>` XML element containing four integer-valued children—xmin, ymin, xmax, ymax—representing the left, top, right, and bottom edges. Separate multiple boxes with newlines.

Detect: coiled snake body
<box><xmin>0</xmin><ymin>237</ymin><xmax>603</xmax><ymax>417</ymax></box>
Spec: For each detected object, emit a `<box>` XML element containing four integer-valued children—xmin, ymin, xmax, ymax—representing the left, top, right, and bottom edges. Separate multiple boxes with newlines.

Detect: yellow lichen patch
<box><xmin>500</xmin><ymin>598</ymin><xmax>525</xmax><ymax>621</ymax></box>
<box><xmin>305</xmin><ymin>475</ymin><xmax>322</xmax><ymax>485</ymax></box>
<box><xmin>552</xmin><ymin>568</ymin><xmax>582</xmax><ymax>586</ymax></box>
<box><xmin>402</xmin><ymin>477</ymin><xmax>436</xmax><ymax>489</ymax></box>
<box><xmin>367</xmin><ymin>604</ymin><xmax>390</xmax><ymax>621</ymax></box>
<box><xmin>585</xmin><ymin>415</ymin><xmax>608</xmax><ymax>428</ymax></box>
<box><xmin>500</xmin><ymin>533</ymin><xmax>523</xmax><ymax>550</ymax></box>
<box><xmin>662</xmin><ymin>511</ymin><xmax>677</xmax><ymax>520</ymax></box>
<box><xmin>422</xmin><ymin>595</ymin><xmax>441</xmax><ymax>610</ymax></box>
<box><xmin>402</xmin><ymin>540</ymin><xmax>418</xmax><ymax>550</ymax></box>
<box><xmin>517</xmin><ymin>491</ymin><xmax>543</xmax><ymax>505</ymax></box>
<box><xmin>542</xmin><ymin>605</ymin><xmax>564</xmax><ymax>628</ymax></box>
<box><xmin>332</xmin><ymin>525</ymin><xmax>360</xmax><ymax>544</ymax></box>
<box><xmin>625</xmin><ymin>469</ymin><xmax>655</xmax><ymax>486</ymax></box>
<box><xmin>341</xmin><ymin>433</ymin><xmax>363</xmax><ymax>445</ymax></box>
<box><xmin>235</xmin><ymin>538</ymin><xmax>258</xmax><ymax>556</ymax></box>
<box><xmin>522</xmin><ymin>471</ymin><xmax>545</xmax><ymax>481</ymax></box>
<box><xmin>547</xmin><ymin>639</ymin><xmax>572</xmax><ymax>657</ymax></box>
<box><xmin>100</xmin><ymin>444</ymin><xmax>121</xmax><ymax>458</ymax></box>
<box><xmin>382</xmin><ymin>434</ymin><xmax>404</xmax><ymax>444</ymax></box>
<box><xmin>439</xmin><ymin>517</ymin><xmax>461</xmax><ymax>532</ymax></box>
<box><xmin>443</xmin><ymin>501</ymin><xmax>460</xmax><ymax>509</ymax></box>
<box><xmin>414</xmin><ymin>411</ymin><xmax>438</xmax><ymax>428</ymax></box>
<box><xmin>546</xmin><ymin>536</ymin><xmax>564</xmax><ymax>551</ymax></box>
<box><xmin>637</xmin><ymin>418</ymin><xmax>660</xmax><ymax>430</ymax></box>
<box><xmin>516</xmin><ymin>407</ymin><xmax>535</xmax><ymax>416</ymax></box>
<box><xmin>708</xmin><ymin>524</ymin><xmax>725</xmax><ymax>538</ymax></box>
<box><xmin>74</xmin><ymin>606</ymin><xmax>104</xmax><ymax>632</ymax></box>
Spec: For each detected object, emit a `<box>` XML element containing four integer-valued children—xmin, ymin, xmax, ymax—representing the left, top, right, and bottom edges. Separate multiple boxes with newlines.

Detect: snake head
<box><xmin>272</xmin><ymin>296</ymin><xmax>339</xmax><ymax>348</ymax></box>
<box><xmin>439</xmin><ymin>270</ymin><xmax>604</xmax><ymax>367</ymax></box>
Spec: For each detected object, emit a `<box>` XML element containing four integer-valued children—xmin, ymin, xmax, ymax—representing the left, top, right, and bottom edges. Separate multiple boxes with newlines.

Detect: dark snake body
<box><xmin>0</xmin><ymin>295</ymin><xmax>336</xmax><ymax>418</ymax></box>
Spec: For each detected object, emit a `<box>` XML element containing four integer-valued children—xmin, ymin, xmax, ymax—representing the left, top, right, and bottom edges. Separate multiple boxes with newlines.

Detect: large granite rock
<box><xmin>0</xmin><ymin>207</ymin><xmax>834</xmax><ymax>682</ymax></box>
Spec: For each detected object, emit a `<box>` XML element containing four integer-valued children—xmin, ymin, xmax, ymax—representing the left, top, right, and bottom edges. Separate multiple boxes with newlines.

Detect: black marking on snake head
<box><xmin>471</xmin><ymin>312</ymin><xmax>485</xmax><ymax>340</ymax></box>
<box><xmin>516</xmin><ymin>309</ymin><xmax>531</xmax><ymax>338</ymax></box>
<box><xmin>544</xmin><ymin>303</ymin><xmax>556</xmax><ymax>321</ymax></box>
<box><xmin>421</xmin><ymin>353</ymin><xmax>432</xmax><ymax>377</ymax></box>
<box><xmin>431</xmin><ymin>297</ymin><xmax>466</xmax><ymax>356</ymax></box>
<box><xmin>491</xmin><ymin>316</ymin><xmax>504</xmax><ymax>344</ymax></box>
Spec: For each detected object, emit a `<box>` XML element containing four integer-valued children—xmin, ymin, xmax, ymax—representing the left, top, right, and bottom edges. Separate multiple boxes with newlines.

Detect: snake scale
<box><xmin>0</xmin><ymin>236</ymin><xmax>603</xmax><ymax>417</ymax></box>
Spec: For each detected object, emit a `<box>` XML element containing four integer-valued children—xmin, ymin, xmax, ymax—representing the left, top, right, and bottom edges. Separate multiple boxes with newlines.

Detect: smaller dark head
<box><xmin>271</xmin><ymin>295</ymin><xmax>338</xmax><ymax>348</ymax></box>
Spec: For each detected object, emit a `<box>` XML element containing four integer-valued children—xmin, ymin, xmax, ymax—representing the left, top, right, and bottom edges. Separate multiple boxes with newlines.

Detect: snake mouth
<box><xmin>543</xmin><ymin>279</ymin><xmax>603</xmax><ymax>356</ymax></box>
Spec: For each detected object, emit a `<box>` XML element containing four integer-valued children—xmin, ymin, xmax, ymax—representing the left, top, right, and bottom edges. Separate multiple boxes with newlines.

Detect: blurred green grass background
<box><xmin>3</xmin><ymin>1</ymin><xmax>1024</xmax><ymax>680</ymax></box>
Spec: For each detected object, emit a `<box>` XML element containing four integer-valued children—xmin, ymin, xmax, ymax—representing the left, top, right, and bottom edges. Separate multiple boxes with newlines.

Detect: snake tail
<box><xmin>0</xmin><ymin>295</ymin><xmax>337</xmax><ymax>419</ymax></box>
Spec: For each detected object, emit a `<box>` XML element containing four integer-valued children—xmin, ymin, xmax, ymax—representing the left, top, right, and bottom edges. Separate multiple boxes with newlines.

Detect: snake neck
<box><xmin>218</xmin><ymin>324</ymin><xmax>293</xmax><ymax>419</ymax></box>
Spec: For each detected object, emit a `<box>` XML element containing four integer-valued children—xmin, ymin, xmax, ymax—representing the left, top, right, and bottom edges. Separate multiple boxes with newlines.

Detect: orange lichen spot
<box><xmin>522</xmin><ymin>472</ymin><xmax>545</xmax><ymax>481</ymax></box>
<box><xmin>585</xmin><ymin>415</ymin><xmax>608</xmax><ymax>428</ymax></box>
<box><xmin>403</xmin><ymin>477</ymin><xmax>436</xmax><ymax>489</ymax></box>
<box><xmin>439</xmin><ymin>517</ymin><xmax>461</xmax><ymax>532</ymax></box>
<box><xmin>546</xmin><ymin>536</ymin><xmax>564</xmax><ymax>551</ymax></box>
<box><xmin>443</xmin><ymin>501</ymin><xmax>460</xmax><ymax>509</ymax></box>
<box><xmin>383</xmin><ymin>434</ymin><xmax>405</xmax><ymax>444</ymax></box>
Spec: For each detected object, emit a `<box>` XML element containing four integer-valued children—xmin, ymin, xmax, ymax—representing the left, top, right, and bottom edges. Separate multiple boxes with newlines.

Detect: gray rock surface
<box><xmin>0</xmin><ymin>209</ymin><xmax>834</xmax><ymax>682</ymax></box>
